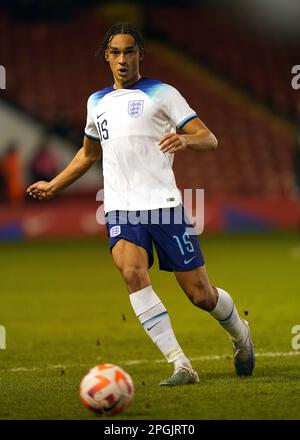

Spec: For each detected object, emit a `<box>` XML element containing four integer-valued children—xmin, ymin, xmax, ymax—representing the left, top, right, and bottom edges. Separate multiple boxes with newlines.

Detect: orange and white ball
<box><xmin>80</xmin><ymin>363</ymin><xmax>134</xmax><ymax>416</ymax></box>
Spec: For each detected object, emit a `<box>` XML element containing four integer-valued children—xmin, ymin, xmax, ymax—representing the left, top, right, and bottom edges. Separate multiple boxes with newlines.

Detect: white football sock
<box><xmin>209</xmin><ymin>287</ymin><xmax>246</xmax><ymax>342</ymax></box>
<box><xmin>130</xmin><ymin>286</ymin><xmax>191</xmax><ymax>370</ymax></box>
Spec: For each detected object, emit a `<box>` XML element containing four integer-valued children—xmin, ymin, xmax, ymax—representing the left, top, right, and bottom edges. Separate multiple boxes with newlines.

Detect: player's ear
<box><xmin>139</xmin><ymin>50</ymin><xmax>144</xmax><ymax>63</ymax></box>
<box><xmin>104</xmin><ymin>50</ymin><xmax>109</xmax><ymax>63</ymax></box>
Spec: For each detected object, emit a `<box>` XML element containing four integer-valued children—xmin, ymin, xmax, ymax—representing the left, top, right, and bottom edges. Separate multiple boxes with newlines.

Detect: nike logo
<box><xmin>146</xmin><ymin>322</ymin><xmax>160</xmax><ymax>331</ymax></box>
<box><xmin>97</xmin><ymin>112</ymin><xmax>106</xmax><ymax>119</ymax></box>
<box><xmin>184</xmin><ymin>255</ymin><xmax>197</xmax><ymax>264</ymax></box>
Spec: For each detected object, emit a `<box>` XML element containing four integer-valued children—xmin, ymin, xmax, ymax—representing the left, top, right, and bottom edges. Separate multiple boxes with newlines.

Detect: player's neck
<box><xmin>113</xmin><ymin>74</ymin><xmax>142</xmax><ymax>90</ymax></box>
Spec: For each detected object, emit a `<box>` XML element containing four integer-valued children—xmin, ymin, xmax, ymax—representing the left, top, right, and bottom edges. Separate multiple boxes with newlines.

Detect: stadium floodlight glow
<box><xmin>0</xmin><ymin>325</ymin><xmax>6</xmax><ymax>349</ymax></box>
<box><xmin>0</xmin><ymin>65</ymin><xmax>6</xmax><ymax>89</ymax></box>
<box><xmin>243</xmin><ymin>0</ymin><xmax>300</xmax><ymax>38</ymax></box>
<box><xmin>291</xmin><ymin>65</ymin><xmax>300</xmax><ymax>90</ymax></box>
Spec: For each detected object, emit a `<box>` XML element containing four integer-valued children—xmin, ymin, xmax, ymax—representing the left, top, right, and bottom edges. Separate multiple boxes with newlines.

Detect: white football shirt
<box><xmin>84</xmin><ymin>78</ymin><xmax>197</xmax><ymax>213</ymax></box>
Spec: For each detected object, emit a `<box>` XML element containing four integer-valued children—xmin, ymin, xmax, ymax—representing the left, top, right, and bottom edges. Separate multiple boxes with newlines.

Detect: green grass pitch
<box><xmin>1</xmin><ymin>232</ymin><xmax>300</xmax><ymax>420</ymax></box>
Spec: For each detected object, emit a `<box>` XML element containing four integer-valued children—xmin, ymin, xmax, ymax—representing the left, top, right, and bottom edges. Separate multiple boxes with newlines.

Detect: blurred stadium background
<box><xmin>0</xmin><ymin>0</ymin><xmax>299</xmax><ymax>239</ymax></box>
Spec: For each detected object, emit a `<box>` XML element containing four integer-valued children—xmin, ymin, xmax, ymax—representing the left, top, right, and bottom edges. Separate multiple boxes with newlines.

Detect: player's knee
<box><xmin>189</xmin><ymin>285</ymin><xmax>217</xmax><ymax>311</ymax></box>
<box><xmin>122</xmin><ymin>265</ymin><xmax>148</xmax><ymax>290</ymax></box>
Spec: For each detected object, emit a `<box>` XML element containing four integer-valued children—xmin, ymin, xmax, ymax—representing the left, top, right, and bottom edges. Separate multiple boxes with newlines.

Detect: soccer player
<box><xmin>27</xmin><ymin>23</ymin><xmax>254</xmax><ymax>385</ymax></box>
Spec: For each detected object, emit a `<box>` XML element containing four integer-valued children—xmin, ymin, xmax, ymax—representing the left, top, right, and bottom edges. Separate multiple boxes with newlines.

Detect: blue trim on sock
<box><xmin>142</xmin><ymin>311</ymin><xmax>167</xmax><ymax>327</ymax></box>
<box><xmin>219</xmin><ymin>304</ymin><xmax>235</xmax><ymax>323</ymax></box>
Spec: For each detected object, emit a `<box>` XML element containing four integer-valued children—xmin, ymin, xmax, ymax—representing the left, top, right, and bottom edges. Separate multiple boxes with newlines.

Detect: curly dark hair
<box><xmin>98</xmin><ymin>23</ymin><xmax>144</xmax><ymax>63</ymax></box>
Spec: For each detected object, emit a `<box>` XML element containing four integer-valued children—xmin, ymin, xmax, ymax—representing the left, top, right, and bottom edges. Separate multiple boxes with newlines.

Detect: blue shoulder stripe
<box><xmin>89</xmin><ymin>86</ymin><xmax>114</xmax><ymax>106</ymax></box>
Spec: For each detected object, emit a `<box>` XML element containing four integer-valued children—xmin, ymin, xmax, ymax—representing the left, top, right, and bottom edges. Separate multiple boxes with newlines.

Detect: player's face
<box><xmin>105</xmin><ymin>34</ymin><xmax>142</xmax><ymax>87</ymax></box>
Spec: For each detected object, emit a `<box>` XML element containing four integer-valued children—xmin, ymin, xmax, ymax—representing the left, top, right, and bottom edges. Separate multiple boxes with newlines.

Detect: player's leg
<box><xmin>111</xmin><ymin>239</ymin><xmax>198</xmax><ymax>384</ymax></box>
<box><xmin>111</xmin><ymin>238</ymin><xmax>150</xmax><ymax>292</ymax></box>
<box><xmin>174</xmin><ymin>265</ymin><xmax>254</xmax><ymax>376</ymax></box>
<box><xmin>174</xmin><ymin>265</ymin><xmax>244</xmax><ymax>336</ymax></box>
<box><xmin>149</xmin><ymin>205</ymin><xmax>254</xmax><ymax>377</ymax></box>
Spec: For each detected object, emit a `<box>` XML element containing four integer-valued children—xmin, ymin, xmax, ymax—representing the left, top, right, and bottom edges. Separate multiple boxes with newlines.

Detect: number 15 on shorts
<box><xmin>173</xmin><ymin>232</ymin><xmax>195</xmax><ymax>264</ymax></box>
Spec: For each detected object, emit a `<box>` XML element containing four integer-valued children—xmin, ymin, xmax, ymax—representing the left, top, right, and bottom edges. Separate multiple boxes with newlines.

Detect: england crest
<box><xmin>128</xmin><ymin>100</ymin><xmax>144</xmax><ymax>118</ymax></box>
<box><xmin>110</xmin><ymin>225</ymin><xmax>121</xmax><ymax>237</ymax></box>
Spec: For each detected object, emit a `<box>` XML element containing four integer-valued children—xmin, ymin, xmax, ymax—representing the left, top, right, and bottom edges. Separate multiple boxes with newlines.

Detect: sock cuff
<box><xmin>210</xmin><ymin>287</ymin><xmax>234</xmax><ymax>321</ymax></box>
<box><xmin>129</xmin><ymin>285</ymin><xmax>161</xmax><ymax>316</ymax></box>
<box><xmin>165</xmin><ymin>347</ymin><xmax>185</xmax><ymax>363</ymax></box>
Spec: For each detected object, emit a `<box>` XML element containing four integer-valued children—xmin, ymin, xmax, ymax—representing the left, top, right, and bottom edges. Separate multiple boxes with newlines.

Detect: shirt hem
<box><xmin>104</xmin><ymin>200</ymin><xmax>182</xmax><ymax>214</ymax></box>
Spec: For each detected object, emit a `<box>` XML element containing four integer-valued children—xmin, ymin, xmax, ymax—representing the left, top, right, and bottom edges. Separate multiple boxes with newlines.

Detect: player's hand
<box><xmin>26</xmin><ymin>181</ymin><xmax>56</xmax><ymax>200</ymax></box>
<box><xmin>159</xmin><ymin>133</ymin><xmax>188</xmax><ymax>154</ymax></box>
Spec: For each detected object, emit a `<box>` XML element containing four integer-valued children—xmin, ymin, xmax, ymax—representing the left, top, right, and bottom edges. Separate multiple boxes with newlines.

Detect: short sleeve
<box><xmin>84</xmin><ymin>95</ymin><xmax>100</xmax><ymax>141</ymax></box>
<box><xmin>160</xmin><ymin>84</ymin><xmax>197</xmax><ymax>129</ymax></box>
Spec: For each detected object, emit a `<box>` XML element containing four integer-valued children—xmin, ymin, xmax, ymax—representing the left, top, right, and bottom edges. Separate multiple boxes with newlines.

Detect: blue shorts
<box><xmin>105</xmin><ymin>204</ymin><xmax>205</xmax><ymax>272</ymax></box>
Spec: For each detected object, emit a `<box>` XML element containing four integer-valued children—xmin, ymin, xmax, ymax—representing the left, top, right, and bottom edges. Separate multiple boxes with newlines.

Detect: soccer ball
<box><xmin>79</xmin><ymin>363</ymin><xmax>134</xmax><ymax>416</ymax></box>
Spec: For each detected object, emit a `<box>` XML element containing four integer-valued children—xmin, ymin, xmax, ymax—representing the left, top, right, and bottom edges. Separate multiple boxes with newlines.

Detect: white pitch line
<box><xmin>6</xmin><ymin>351</ymin><xmax>300</xmax><ymax>372</ymax></box>
<box><xmin>124</xmin><ymin>351</ymin><xmax>300</xmax><ymax>365</ymax></box>
<box><xmin>255</xmin><ymin>351</ymin><xmax>300</xmax><ymax>358</ymax></box>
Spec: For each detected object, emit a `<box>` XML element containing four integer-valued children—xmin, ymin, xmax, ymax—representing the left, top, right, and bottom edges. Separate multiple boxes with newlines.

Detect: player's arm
<box><xmin>159</xmin><ymin>118</ymin><xmax>218</xmax><ymax>154</ymax></box>
<box><xmin>27</xmin><ymin>136</ymin><xmax>101</xmax><ymax>200</ymax></box>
